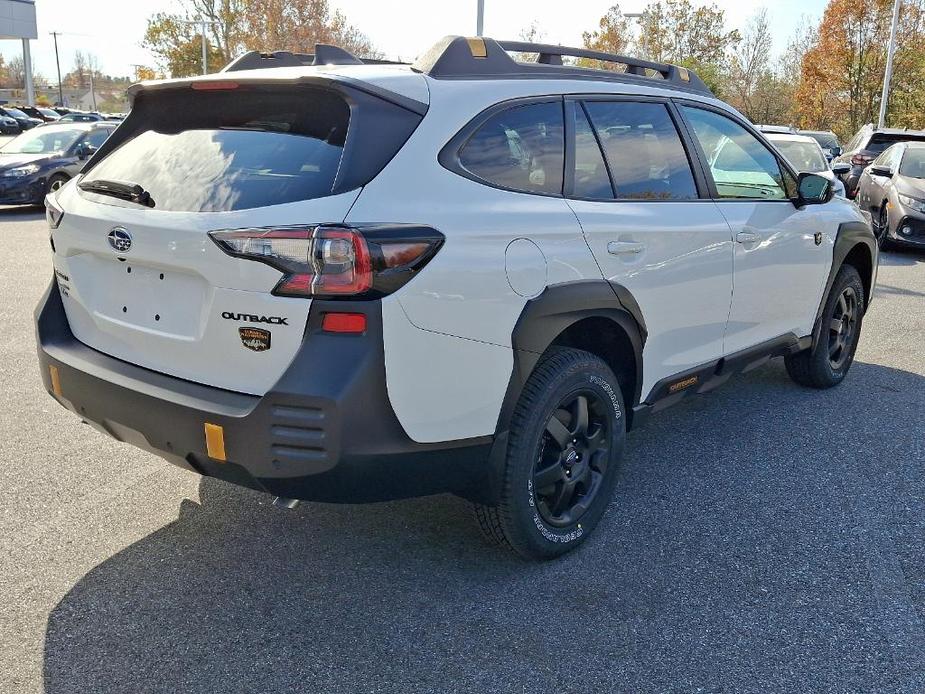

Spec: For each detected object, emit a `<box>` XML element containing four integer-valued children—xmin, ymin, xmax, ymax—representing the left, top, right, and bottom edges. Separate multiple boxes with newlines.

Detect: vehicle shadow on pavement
<box><xmin>0</xmin><ymin>204</ymin><xmax>44</xmax><ymax>221</ymax></box>
<box><xmin>42</xmin><ymin>360</ymin><xmax>925</xmax><ymax>693</ymax></box>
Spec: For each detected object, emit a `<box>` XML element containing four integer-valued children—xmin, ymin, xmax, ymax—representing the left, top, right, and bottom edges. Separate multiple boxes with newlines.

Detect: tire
<box><xmin>46</xmin><ymin>174</ymin><xmax>69</xmax><ymax>196</ymax></box>
<box><xmin>473</xmin><ymin>348</ymin><xmax>626</xmax><ymax>560</ymax></box>
<box><xmin>785</xmin><ymin>264</ymin><xmax>865</xmax><ymax>389</ymax></box>
<box><xmin>875</xmin><ymin>204</ymin><xmax>892</xmax><ymax>251</ymax></box>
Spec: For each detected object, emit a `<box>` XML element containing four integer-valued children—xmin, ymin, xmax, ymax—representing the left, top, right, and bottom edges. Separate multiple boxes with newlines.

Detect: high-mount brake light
<box><xmin>191</xmin><ymin>81</ymin><xmax>240</xmax><ymax>91</ymax></box>
<box><xmin>209</xmin><ymin>225</ymin><xmax>444</xmax><ymax>299</ymax></box>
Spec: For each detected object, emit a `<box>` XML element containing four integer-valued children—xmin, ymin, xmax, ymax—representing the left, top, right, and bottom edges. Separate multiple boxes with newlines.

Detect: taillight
<box><xmin>209</xmin><ymin>224</ymin><xmax>444</xmax><ymax>299</ymax></box>
<box><xmin>45</xmin><ymin>195</ymin><xmax>64</xmax><ymax>229</ymax></box>
<box><xmin>851</xmin><ymin>154</ymin><xmax>873</xmax><ymax>166</ymax></box>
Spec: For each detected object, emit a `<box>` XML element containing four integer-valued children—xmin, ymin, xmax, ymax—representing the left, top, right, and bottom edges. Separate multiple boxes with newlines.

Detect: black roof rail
<box><xmin>411</xmin><ymin>36</ymin><xmax>713</xmax><ymax>96</ymax></box>
<box><xmin>222</xmin><ymin>44</ymin><xmax>408</xmax><ymax>72</ymax></box>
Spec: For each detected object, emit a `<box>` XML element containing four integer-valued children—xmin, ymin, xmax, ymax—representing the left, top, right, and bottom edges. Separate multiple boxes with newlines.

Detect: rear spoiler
<box><xmin>125</xmin><ymin>72</ymin><xmax>427</xmax><ymax>116</ymax></box>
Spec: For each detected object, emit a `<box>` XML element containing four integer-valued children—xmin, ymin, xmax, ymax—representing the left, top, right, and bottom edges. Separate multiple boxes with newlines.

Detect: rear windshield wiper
<box><xmin>77</xmin><ymin>179</ymin><xmax>155</xmax><ymax>208</ymax></box>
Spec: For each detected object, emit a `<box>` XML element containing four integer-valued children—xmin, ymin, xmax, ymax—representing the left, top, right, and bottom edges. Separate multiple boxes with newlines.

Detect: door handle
<box><xmin>736</xmin><ymin>231</ymin><xmax>761</xmax><ymax>244</ymax></box>
<box><xmin>607</xmin><ymin>241</ymin><xmax>645</xmax><ymax>256</ymax></box>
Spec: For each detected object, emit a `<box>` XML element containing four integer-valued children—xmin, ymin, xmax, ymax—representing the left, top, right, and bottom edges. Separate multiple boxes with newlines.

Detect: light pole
<box><xmin>178</xmin><ymin>17</ymin><xmax>222</xmax><ymax>74</ymax></box>
<box><xmin>878</xmin><ymin>0</ymin><xmax>901</xmax><ymax>128</ymax></box>
<box><xmin>50</xmin><ymin>31</ymin><xmax>64</xmax><ymax>106</ymax></box>
<box><xmin>476</xmin><ymin>0</ymin><xmax>484</xmax><ymax>36</ymax></box>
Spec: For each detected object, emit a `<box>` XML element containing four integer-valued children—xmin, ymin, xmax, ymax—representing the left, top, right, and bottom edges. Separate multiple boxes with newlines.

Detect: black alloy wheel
<box><xmin>827</xmin><ymin>285</ymin><xmax>859</xmax><ymax>371</ymax></box>
<box><xmin>876</xmin><ymin>205</ymin><xmax>890</xmax><ymax>246</ymax></box>
<box><xmin>533</xmin><ymin>390</ymin><xmax>611</xmax><ymax>527</ymax></box>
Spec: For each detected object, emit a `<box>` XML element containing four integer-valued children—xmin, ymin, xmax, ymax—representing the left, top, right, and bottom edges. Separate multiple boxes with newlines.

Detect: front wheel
<box><xmin>473</xmin><ymin>348</ymin><xmax>626</xmax><ymax>560</ymax></box>
<box><xmin>785</xmin><ymin>264</ymin><xmax>865</xmax><ymax>389</ymax></box>
<box><xmin>46</xmin><ymin>174</ymin><xmax>69</xmax><ymax>196</ymax></box>
<box><xmin>874</xmin><ymin>204</ymin><xmax>892</xmax><ymax>250</ymax></box>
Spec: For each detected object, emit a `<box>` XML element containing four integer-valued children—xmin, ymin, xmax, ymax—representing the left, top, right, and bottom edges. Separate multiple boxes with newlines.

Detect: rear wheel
<box><xmin>473</xmin><ymin>348</ymin><xmax>626</xmax><ymax>560</ymax></box>
<box><xmin>785</xmin><ymin>264</ymin><xmax>865</xmax><ymax>389</ymax></box>
<box><xmin>46</xmin><ymin>174</ymin><xmax>69</xmax><ymax>196</ymax></box>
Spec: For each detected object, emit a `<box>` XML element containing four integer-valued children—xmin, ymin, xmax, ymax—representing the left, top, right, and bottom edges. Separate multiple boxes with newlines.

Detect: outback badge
<box><xmin>239</xmin><ymin>327</ymin><xmax>271</xmax><ymax>352</ymax></box>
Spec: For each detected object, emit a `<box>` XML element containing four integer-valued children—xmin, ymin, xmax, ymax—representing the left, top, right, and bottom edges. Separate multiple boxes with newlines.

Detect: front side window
<box><xmin>584</xmin><ymin>101</ymin><xmax>697</xmax><ymax>200</ymax></box>
<box><xmin>682</xmin><ymin>106</ymin><xmax>788</xmax><ymax>200</ymax></box>
<box><xmin>458</xmin><ymin>101</ymin><xmax>564</xmax><ymax>195</ymax></box>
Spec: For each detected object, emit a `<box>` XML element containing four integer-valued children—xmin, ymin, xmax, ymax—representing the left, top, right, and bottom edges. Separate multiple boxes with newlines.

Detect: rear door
<box><xmin>677</xmin><ymin>104</ymin><xmax>831</xmax><ymax>354</ymax></box>
<box><xmin>564</xmin><ymin>97</ymin><xmax>734</xmax><ymax>399</ymax></box>
<box><xmin>50</xmin><ymin>81</ymin><xmax>421</xmax><ymax>395</ymax></box>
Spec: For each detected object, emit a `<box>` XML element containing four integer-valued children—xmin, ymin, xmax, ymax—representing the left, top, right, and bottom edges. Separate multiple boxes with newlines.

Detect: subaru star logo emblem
<box><xmin>107</xmin><ymin>226</ymin><xmax>132</xmax><ymax>253</ymax></box>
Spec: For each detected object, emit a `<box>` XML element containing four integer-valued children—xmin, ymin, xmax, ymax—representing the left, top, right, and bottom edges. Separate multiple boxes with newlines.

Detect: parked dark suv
<box><xmin>834</xmin><ymin>124</ymin><xmax>925</xmax><ymax>198</ymax></box>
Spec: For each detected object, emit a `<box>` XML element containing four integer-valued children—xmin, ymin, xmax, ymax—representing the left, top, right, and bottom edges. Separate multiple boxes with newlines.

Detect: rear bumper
<box><xmin>35</xmin><ymin>280</ymin><xmax>493</xmax><ymax>503</ymax></box>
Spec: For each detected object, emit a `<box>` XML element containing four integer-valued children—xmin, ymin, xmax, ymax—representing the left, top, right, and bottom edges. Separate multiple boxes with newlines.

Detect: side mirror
<box><xmin>868</xmin><ymin>164</ymin><xmax>893</xmax><ymax>178</ymax></box>
<box><xmin>76</xmin><ymin>142</ymin><xmax>97</xmax><ymax>160</ymax></box>
<box><xmin>831</xmin><ymin>162</ymin><xmax>851</xmax><ymax>176</ymax></box>
<box><xmin>796</xmin><ymin>172</ymin><xmax>834</xmax><ymax>206</ymax></box>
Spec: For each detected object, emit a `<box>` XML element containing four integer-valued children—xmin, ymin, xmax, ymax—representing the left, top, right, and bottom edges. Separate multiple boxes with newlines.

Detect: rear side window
<box><xmin>583</xmin><ymin>101</ymin><xmax>697</xmax><ymax>200</ymax></box>
<box><xmin>81</xmin><ymin>88</ymin><xmax>350</xmax><ymax>212</ymax></box>
<box><xmin>458</xmin><ymin>101</ymin><xmax>564</xmax><ymax>195</ymax></box>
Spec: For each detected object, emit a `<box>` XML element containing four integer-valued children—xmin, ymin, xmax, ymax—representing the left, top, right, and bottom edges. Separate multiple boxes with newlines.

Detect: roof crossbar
<box><xmin>222</xmin><ymin>45</ymin><xmax>406</xmax><ymax>72</ymax></box>
<box><xmin>411</xmin><ymin>36</ymin><xmax>713</xmax><ymax>96</ymax></box>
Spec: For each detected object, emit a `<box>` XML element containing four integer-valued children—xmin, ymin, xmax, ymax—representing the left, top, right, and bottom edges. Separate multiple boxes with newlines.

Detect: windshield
<box><xmin>38</xmin><ymin>108</ymin><xmax>60</xmax><ymax>119</ymax></box>
<box><xmin>4</xmin><ymin>108</ymin><xmax>28</xmax><ymax>119</ymax></box>
<box><xmin>899</xmin><ymin>149</ymin><xmax>925</xmax><ymax>178</ymax></box>
<box><xmin>772</xmin><ymin>140</ymin><xmax>829</xmax><ymax>173</ymax></box>
<box><xmin>1</xmin><ymin>128</ymin><xmax>85</xmax><ymax>154</ymax></box>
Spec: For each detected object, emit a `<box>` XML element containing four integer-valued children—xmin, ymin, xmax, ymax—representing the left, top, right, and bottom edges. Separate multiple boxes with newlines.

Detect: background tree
<box><xmin>635</xmin><ymin>0</ymin><xmax>740</xmax><ymax>95</ymax></box>
<box><xmin>794</xmin><ymin>0</ymin><xmax>925</xmax><ymax>138</ymax></box>
<box><xmin>726</xmin><ymin>9</ymin><xmax>773</xmax><ymax>120</ymax></box>
<box><xmin>582</xmin><ymin>5</ymin><xmax>633</xmax><ymax>56</ymax></box>
<box><xmin>144</xmin><ymin>0</ymin><xmax>379</xmax><ymax>77</ymax></box>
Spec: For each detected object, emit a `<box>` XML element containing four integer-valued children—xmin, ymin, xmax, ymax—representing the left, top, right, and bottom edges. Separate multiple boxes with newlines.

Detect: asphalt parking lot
<box><xmin>1</xmin><ymin>205</ymin><xmax>924</xmax><ymax>693</ymax></box>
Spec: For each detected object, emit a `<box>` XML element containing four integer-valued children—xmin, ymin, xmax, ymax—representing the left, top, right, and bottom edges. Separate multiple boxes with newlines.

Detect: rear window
<box><xmin>804</xmin><ymin>132</ymin><xmax>839</xmax><ymax>149</ymax></box>
<box><xmin>458</xmin><ymin>101</ymin><xmax>564</xmax><ymax>195</ymax></box>
<box><xmin>867</xmin><ymin>133</ymin><xmax>925</xmax><ymax>154</ymax></box>
<box><xmin>81</xmin><ymin>87</ymin><xmax>350</xmax><ymax>212</ymax></box>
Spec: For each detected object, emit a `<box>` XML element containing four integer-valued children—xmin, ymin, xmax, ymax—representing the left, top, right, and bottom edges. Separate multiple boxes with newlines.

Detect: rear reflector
<box><xmin>322</xmin><ymin>312</ymin><xmax>367</xmax><ymax>334</ymax></box>
<box><xmin>191</xmin><ymin>81</ymin><xmax>239</xmax><ymax>91</ymax></box>
<box><xmin>204</xmin><ymin>423</ymin><xmax>227</xmax><ymax>461</ymax></box>
<box><xmin>49</xmin><ymin>365</ymin><xmax>62</xmax><ymax>396</ymax></box>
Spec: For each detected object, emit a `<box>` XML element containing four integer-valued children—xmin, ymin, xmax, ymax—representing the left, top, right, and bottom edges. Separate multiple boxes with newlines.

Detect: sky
<box><xmin>1</xmin><ymin>0</ymin><xmax>829</xmax><ymax>82</ymax></box>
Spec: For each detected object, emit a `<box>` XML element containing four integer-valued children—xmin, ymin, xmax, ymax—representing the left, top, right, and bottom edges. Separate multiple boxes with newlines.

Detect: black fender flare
<box><xmin>811</xmin><ymin>220</ymin><xmax>877</xmax><ymax>349</ymax></box>
<box><xmin>473</xmin><ymin>281</ymin><xmax>646</xmax><ymax>505</ymax></box>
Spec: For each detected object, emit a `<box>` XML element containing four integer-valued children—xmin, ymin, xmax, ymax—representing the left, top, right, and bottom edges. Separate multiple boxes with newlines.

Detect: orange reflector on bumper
<box><xmin>49</xmin><ymin>365</ymin><xmax>62</xmax><ymax>396</ymax></box>
<box><xmin>204</xmin><ymin>423</ymin><xmax>227</xmax><ymax>462</ymax></box>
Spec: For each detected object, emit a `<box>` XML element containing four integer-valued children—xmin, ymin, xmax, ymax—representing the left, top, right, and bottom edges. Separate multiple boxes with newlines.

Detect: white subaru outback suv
<box><xmin>36</xmin><ymin>37</ymin><xmax>877</xmax><ymax>559</ymax></box>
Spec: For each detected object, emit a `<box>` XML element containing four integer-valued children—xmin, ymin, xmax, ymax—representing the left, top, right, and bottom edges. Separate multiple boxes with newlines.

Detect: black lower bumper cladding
<box><xmin>35</xmin><ymin>280</ymin><xmax>492</xmax><ymax>503</ymax></box>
